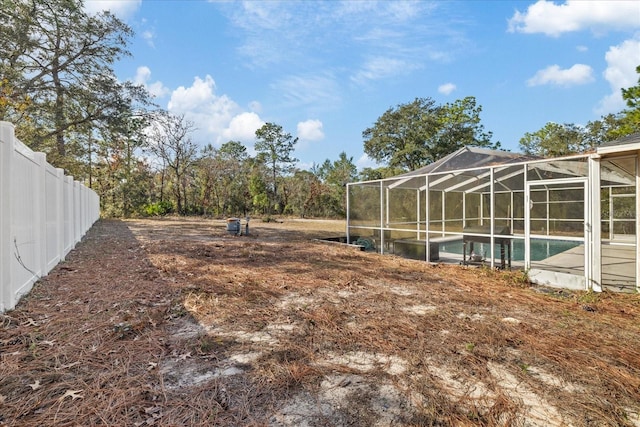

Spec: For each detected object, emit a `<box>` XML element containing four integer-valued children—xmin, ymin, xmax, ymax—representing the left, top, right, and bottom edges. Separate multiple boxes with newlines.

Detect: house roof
<box><xmin>597</xmin><ymin>132</ymin><xmax>640</xmax><ymax>154</ymax></box>
<box><xmin>598</xmin><ymin>132</ymin><xmax>640</xmax><ymax>148</ymax></box>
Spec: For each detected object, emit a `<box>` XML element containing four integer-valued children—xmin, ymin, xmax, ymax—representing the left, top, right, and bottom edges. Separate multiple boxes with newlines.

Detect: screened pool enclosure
<box><xmin>347</xmin><ymin>135</ymin><xmax>640</xmax><ymax>292</ymax></box>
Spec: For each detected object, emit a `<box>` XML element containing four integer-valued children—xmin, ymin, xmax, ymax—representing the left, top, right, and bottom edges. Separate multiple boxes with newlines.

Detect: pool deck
<box><xmin>532</xmin><ymin>243</ymin><xmax>637</xmax><ymax>291</ymax></box>
<box><xmin>438</xmin><ymin>243</ymin><xmax>637</xmax><ymax>292</ymax></box>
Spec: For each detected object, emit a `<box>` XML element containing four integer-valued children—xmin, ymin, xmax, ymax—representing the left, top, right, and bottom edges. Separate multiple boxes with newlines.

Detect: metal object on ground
<box><xmin>227</xmin><ymin>218</ymin><xmax>241</xmax><ymax>235</ymax></box>
<box><xmin>226</xmin><ymin>217</ymin><xmax>250</xmax><ymax>236</ymax></box>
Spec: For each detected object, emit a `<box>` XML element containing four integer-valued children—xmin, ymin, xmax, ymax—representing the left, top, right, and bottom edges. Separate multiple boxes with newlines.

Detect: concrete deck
<box><xmin>531</xmin><ymin>243</ymin><xmax>637</xmax><ymax>292</ymax></box>
<box><xmin>438</xmin><ymin>243</ymin><xmax>637</xmax><ymax>292</ymax></box>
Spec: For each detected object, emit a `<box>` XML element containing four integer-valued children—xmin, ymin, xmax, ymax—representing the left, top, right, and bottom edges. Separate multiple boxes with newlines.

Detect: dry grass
<box><xmin>1</xmin><ymin>217</ymin><xmax>639</xmax><ymax>426</ymax></box>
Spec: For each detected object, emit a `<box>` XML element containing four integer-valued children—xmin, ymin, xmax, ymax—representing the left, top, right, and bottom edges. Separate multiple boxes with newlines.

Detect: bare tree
<box><xmin>148</xmin><ymin>112</ymin><xmax>198</xmax><ymax>214</ymax></box>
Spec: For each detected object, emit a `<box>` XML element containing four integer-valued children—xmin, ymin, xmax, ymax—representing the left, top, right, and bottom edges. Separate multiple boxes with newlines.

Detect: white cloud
<box><xmin>248</xmin><ymin>101</ymin><xmax>263</xmax><ymax>113</ymax></box>
<box><xmin>351</xmin><ymin>56</ymin><xmax>421</xmax><ymax>85</ymax></box>
<box><xmin>134</xmin><ymin>66</ymin><xmax>170</xmax><ymax>98</ymax></box>
<box><xmin>526</xmin><ymin>64</ymin><xmax>594</xmax><ymax>87</ymax></box>
<box><xmin>576</xmin><ymin>45</ymin><xmax>588</xmax><ymax>52</ymax></box>
<box><xmin>508</xmin><ymin>0</ymin><xmax>640</xmax><ymax>37</ymax></box>
<box><xmin>168</xmin><ymin>75</ymin><xmax>225</xmax><ymax>112</ymax></box>
<box><xmin>385</xmin><ymin>1</ymin><xmax>422</xmax><ymax>22</ymax></box>
<box><xmin>84</xmin><ymin>0</ymin><xmax>141</xmax><ymax>19</ymax></box>
<box><xmin>297</xmin><ymin>120</ymin><xmax>324</xmax><ymax>142</ymax></box>
<box><xmin>217</xmin><ymin>0</ymin><xmax>460</xmax><ymax>77</ymax></box>
<box><xmin>335</xmin><ymin>1</ymin><xmax>432</xmax><ymax>25</ymax></box>
<box><xmin>438</xmin><ymin>83</ymin><xmax>456</xmax><ymax>95</ymax></box>
<box><xmin>142</xmin><ymin>30</ymin><xmax>155</xmax><ymax>48</ymax></box>
<box><xmin>272</xmin><ymin>74</ymin><xmax>342</xmax><ymax>109</ymax></box>
<box><xmin>220</xmin><ymin>112</ymin><xmax>264</xmax><ymax>143</ymax></box>
<box><xmin>596</xmin><ymin>37</ymin><xmax>640</xmax><ymax>114</ymax></box>
<box><xmin>167</xmin><ymin>75</ymin><xmax>264</xmax><ymax>147</ymax></box>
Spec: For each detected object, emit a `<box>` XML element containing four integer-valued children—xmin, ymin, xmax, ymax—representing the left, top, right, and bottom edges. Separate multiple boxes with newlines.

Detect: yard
<box><xmin>1</xmin><ymin>217</ymin><xmax>639</xmax><ymax>426</ymax></box>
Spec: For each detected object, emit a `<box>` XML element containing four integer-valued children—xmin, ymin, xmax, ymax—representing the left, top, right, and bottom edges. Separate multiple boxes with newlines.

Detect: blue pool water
<box><xmin>438</xmin><ymin>238</ymin><xmax>581</xmax><ymax>262</ymax></box>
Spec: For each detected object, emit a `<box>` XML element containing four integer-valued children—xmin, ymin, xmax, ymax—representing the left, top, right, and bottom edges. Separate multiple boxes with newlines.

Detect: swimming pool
<box><xmin>438</xmin><ymin>238</ymin><xmax>581</xmax><ymax>262</ymax></box>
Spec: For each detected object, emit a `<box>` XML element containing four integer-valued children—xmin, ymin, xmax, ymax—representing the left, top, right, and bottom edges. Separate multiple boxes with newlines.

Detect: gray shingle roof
<box><xmin>599</xmin><ymin>132</ymin><xmax>640</xmax><ymax>148</ymax></box>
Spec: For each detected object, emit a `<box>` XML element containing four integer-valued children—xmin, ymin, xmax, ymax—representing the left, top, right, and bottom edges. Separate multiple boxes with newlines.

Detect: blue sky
<box><xmin>84</xmin><ymin>0</ymin><xmax>640</xmax><ymax>170</ymax></box>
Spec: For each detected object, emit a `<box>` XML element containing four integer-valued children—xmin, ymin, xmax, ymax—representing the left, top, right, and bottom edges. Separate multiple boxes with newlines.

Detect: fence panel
<box><xmin>10</xmin><ymin>142</ymin><xmax>39</xmax><ymax>306</ymax></box>
<box><xmin>1</xmin><ymin>121</ymin><xmax>100</xmax><ymax>312</ymax></box>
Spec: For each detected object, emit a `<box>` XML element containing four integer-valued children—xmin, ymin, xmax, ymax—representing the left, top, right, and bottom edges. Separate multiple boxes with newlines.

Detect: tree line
<box><xmin>1</xmin><ymin>0</ymin><xmax>638</xmax><ymax>219</ymax></box>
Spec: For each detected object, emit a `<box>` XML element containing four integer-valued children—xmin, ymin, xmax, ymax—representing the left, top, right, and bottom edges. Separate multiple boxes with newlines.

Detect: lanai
<box><xmin>347</xmin><ymin>135</ymin><xmax>640</xmax><ymax>292</ymax></box>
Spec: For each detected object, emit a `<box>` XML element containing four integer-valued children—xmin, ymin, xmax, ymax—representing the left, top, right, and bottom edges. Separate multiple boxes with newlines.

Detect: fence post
<box><xmin>63</xmin><ymin>176</ymin><xmax>73</xmax><ymax>256</ymax></box>
<box><xmin>0</xmin><ymin>122</ymin><xmax>14</xmax><ymax>311</ymax></box>
<box><xmin>34</xmin><ymin>152</ymin><xmax>47</xmax><ymax>276</ymax></box>
<box><xmin>56</xmin><ymin>168</ymin><xmax>65</xmax><ymax>261</ymax></box>
<box><xmin>74</xmin><ymin>180</ymin><xmax>80</xmax><ymax>244</ymax></box>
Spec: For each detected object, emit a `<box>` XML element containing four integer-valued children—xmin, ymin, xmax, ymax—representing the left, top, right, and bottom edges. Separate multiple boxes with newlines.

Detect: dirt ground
<box><xmin>1</xmin><ymin>217</ymin><xmax>639</xmax><ymax>426</ymax></box>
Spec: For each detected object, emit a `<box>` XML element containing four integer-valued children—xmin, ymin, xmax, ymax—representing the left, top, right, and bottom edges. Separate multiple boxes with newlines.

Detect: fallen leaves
<box><xmin>59</xmin><ymin>389</ymin><xmax>83</xmax><ymax>401</ymax></box>
<box><xmin>22</xmin><ymin>318</ymin><xmax>38</xmax><ymax>326</ymax></box>
<box><xmin>133</xmin><ymin>406</ymin><xmax>163</xmax><ymax>426</ymax></box>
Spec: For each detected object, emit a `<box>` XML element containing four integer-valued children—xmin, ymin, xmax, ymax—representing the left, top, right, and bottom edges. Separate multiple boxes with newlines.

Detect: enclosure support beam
<box><xmin>546</xmin><ymin>188</ymin><xmax>550</xmax><ymax>237</ymax></box>
<box><xmin>588</xmin><ymin>155</ymin><xmax>601</xmax><ymax>292</ymax></box>
<box><xmin>489</xmin><ymin>168</ymin><xmax>495</xmax><ymax>269</ymax></box>
<box><xmin>345</xmin><ymin>184</ymin><xmax>350</xmax><ymax>244</ymax></box>
<box><xmin>425</xmin><ymin>175</ymin><xmax>431</xmax><ymax>262</ymax></box>
<box><xmin>385</xmin><ymin>187</ymin><xmax>389</xmax><ymax>231</ymax></box>
<box><xmin>636</xmin><ymin>154</ymin><xmax>640</xmax><ymax>292</ymax></box>
<box><xmin>608</xmin><ymin>188</ymin><xmax>613</xmax><ymax>241</ymax></box>
<box><xmin>416</xmin><ymin>189</ymin><xmax>420</xmax><ymax>240</ymax></box>
<box><xmin>524</xmin><ymin>165</ymin><xmax>531</xmax><ymax>271</ymax></box>
<box><xmin>441</xmin><ymin>191</ymin><xmax>445</xmax><ymax>236</ymax></box>
<box><xmin>462</xmin><ymin>192</ymin><xmax>466</xmax><ymax>229</ymax></box>
<box><xmin>510</xmin><ymin>191</ymin><xmax>514</xmax><ymax>233</ymax></box>
<box><xmin>380</xmin><ymin>181</ymin><xmax>384</xmax><ymax>254</ymax></box>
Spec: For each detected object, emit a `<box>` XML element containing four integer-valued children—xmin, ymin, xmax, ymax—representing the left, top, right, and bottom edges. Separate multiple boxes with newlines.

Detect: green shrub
<box><xmin>143</xmin><ymin>201</ymin><xmax>174</xmax><ymax>216</ymax></box>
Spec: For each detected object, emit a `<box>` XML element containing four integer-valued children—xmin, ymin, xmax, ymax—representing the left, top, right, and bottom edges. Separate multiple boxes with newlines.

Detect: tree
<box><xmin>616</xmin><ymin>65</ymin><xmax>640</xmax><ymax>136</ymax></box>
<box><xmin>314</xmin><ymin>152</ymin><xmax>358</xmax><ymax>216</ymax></box>
<box><xmin>196</xmin><ymin>141</ymin><xmax>252</xmax><ymax>216</ymax></box>
<box><xmin>249</xmin><ymin>170</ymin><xmax>269</xmax><ymax>215</ymax></box>
<box><xmin>254</xmin><ymin>122</ymin><xmax>298</xmax><ymax>213</ymax></box>
<box><xmin>435</xmin><ymin>97</ymin><xmax>497</xmax><ymax>159</ymax></box>
<box><xmin>91</xmin><ymin>117</ymin><xmax>155</xmax><ymax>218</ymax></box>
<box><xmin>316</xmin><ymin>152</ymin><xmax>358</xmax><ymax>186</ymax></box>
<box><xmin>148</xmin><ymin>112</ymin><xmax>198</xmax><ymax>215</ymax></box>
<box><xmin>282</xmin><ymin>170</ymin><xmax>324</xmax><ymax>217</ymax></box>
<box><xmin>363</xmin><ymin>96</ymin><xmax>499</xmax><ymax>172</ymax></box>
<box><xmin>520</xmin><ymin>67</ymin><xmax>639</xmax><ymax>156</ymax></box>
<box><xmin>357</xmin><ymin>166</ymin><xmax>403</xmax><ymax>181</ymax></box>
<box><xmin>0</xmin><ymin>0</ymin><xmax>150</xmax><ymax>172</ymax></box>
<box><xmin>519</xmin><ymin>122</ymin><xmax>588</xmax><ymax>157</ymax></box>
<box><xmin>584</xmin><ymin>114</ymin><xmax>622</xmax><ymax>148</ymax></box>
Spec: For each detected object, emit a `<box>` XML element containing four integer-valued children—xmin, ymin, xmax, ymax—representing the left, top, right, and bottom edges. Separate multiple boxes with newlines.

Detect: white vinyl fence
<box><xmin>1</xmin><ymin>121</ymin><xmax>100</xmax><ymax>313</ymax></box>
